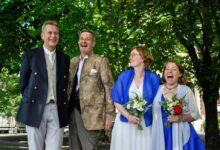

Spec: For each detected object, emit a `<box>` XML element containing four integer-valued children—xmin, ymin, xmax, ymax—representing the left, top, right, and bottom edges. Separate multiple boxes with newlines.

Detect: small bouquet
<box><xmin>160</xmin><ymin>95</ymin><xmax>188</xmax><ymax>127</ymax></box>
<box><xmin>125</xmin><ymin>93</ymin><xmax>152</xmax><ymax>130</ymax></box>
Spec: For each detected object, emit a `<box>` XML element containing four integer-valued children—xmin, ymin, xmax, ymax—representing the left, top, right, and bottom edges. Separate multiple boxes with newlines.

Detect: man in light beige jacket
<box><xmin>68</xmin><ymin>29</ymin><xmax>115</xmax><ymax>150</ymax></box>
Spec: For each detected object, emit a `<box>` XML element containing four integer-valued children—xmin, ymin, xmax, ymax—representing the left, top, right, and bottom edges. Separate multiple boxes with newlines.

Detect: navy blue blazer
<box><xmin>16</xmin><ymin>46</ymin><xmax>70</xmax><ymax>128</ymax></box>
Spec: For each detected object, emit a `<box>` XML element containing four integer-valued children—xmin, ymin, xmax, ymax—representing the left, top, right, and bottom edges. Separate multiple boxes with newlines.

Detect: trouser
<box><xmin>26</xmin><ymin>103</ymin><xmax>64</xmax><ymax>150</ymax></box>
<box><xmin>69</xmin><ymin>109</ymin><xmax>103</xmax><ymax>150</ymax></box>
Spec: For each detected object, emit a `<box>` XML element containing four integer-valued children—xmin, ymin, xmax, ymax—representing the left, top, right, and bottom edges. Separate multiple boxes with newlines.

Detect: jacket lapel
<box><xmin>56</xmin><ymin>50</ymin><xmax>62</xmax><ymax>86</ymax></box>
<box><xmin>80</xmin><ymin>55</ymin><xmax>90</xmax><ymax>80</ymax></box>
<box><xmin>72</xmin><ymin>57</ymin><xmax>80</xmax><ymax>78</ymax></box>
<box><xmin>37</xmin><ymin>47</ymin><xmax>48</xmax><ymax>81</ymax></box>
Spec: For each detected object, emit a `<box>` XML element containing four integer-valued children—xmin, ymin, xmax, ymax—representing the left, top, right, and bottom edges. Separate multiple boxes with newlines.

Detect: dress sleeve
<box><xmin>111</xmin><ymin>73</ymin><xmax>125</xmax><ymax>104</ymax></box>
<box><xmin>184</xmin><ymin>87</ymin><xmax>200</xmax><ymax>120</ymax></box>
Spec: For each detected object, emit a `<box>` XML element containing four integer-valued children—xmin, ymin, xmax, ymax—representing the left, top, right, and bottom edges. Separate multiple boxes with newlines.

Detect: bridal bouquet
<box><xmin>160</xmin><ymin>95</ymin><xmax>188</xmax><ymax>127</ymax></box>
<box><xmin>125</xmin><ymin>93</ymin><xmax>152</xmax><ymax>130</ymax></box>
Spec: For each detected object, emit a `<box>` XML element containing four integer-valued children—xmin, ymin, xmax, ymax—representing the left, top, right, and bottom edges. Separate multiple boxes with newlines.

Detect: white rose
<box><xmin>137</xmin><ymin>106</ymin><xmax>144</xmax><ymax>111</ymax></box>
<box><xmin>127</xmin><ymin>104</ymin><xmax>131</xmax><ymax>109</ymax></box>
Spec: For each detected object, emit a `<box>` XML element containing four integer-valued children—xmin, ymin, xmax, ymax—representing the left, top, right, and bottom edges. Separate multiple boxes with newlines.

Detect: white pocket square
<box><xmin>89</xmin><ymin>68</ymin><xmax>97</xmax><ymax>76</ymax></box>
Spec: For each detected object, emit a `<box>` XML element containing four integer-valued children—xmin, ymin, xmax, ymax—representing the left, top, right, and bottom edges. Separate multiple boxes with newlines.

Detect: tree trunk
<box><xmin>203</xmin><ymin>88</ymin><xmax>220</xmax><ymax>149</ymax></box>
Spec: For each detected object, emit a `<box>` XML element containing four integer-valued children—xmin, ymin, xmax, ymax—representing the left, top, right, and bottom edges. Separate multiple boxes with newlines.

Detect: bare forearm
<box><xmin>179</xmin><ymin>114</ymin><xmax>195</xmax><ymax>122</ymax></box>
<box><xmin>168</xmin><ymin>114</ymin><xmax>195</xmax><ymax>123</ymax></box>
<box><xmin>114</xmin><ymin>102</ymin><xmax>130</xmax><ymax>119</ymax></box>
<box><xmin>114</xmin><ymin>102</ymin><xmax>140</xmax><ymax>124</ymax></box>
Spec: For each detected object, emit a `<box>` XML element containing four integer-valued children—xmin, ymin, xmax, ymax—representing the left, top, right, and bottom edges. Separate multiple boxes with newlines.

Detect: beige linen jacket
<box><xmin>68</xmin><ymin>53</ymin><xmax>115</xmax><ymax>130</ymax></box>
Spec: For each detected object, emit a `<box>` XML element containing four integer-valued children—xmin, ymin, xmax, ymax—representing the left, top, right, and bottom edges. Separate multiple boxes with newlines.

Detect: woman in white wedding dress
<box><xmin>110</xmin><ymin>46</ymin><xmax>160</xmax><ymax>150</ymax></box>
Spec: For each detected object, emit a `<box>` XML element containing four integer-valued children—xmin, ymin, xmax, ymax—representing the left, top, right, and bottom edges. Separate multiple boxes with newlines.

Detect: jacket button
<box><xmin>64</xmin><ymin>75</ymin><xmax>66</xmax><ymax>78</ymax></box>
<box><xmin>63</xmin><ymin>89</ymin><xmax>66</xmax><ymax>92</ymax></box>
<box><xmin>31</xmin><ymin>100</ymin><xmax>35</xmax><ymax>103</ymax></box>
<box><xmin>34</xmin><ymin>86</ymin><xmax>37</xmax><ymax>90</ymax></box>
<box><xmin>64</xmin><ymin>102</ymin><xmax>66</xmax><ymax>104</ymax></box>
<box><xmin>34</xmin><ymin>72</ymin><xmax>38</xmax><ymax>75</ymax></box>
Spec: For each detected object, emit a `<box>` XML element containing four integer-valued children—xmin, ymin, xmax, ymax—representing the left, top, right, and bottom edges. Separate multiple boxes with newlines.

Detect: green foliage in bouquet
<box><xmin>125</xmin><ymin>93</ymin><xmax>152</xmax><ymax>130</ymax></box>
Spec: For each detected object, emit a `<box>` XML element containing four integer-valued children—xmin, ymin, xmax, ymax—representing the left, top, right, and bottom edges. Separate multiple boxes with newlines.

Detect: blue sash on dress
<box><xmin>111</xmin><ymin>69</ymin><xmax>160</xmax><ymax>126</ymax></box>
<box><xmin>161</xmin><ymin>86</ymin><xmax>206</xmax><ymax>150</ymax></box>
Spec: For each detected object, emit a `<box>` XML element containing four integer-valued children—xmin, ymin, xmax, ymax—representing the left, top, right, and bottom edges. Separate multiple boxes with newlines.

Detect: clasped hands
<box><xmin>167</xmin><ymin>115</ymin><xmax>183</xmax><ymax>122</ymax></box>
<box><xmin>128</xmin><ymin>114</ymin><xmax>141</xmax><ymax>125</ymax></box>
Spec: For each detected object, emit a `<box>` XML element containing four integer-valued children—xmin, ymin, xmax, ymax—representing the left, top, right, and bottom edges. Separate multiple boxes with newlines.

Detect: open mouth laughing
<box><xmin>166</xmin><ymin>75</ymin><xmax>174</xmax><ymax>81</ymax></box>
<box><xmin>80</xmin><ymin>43</ymin><xmax>88</xmax><ymax>48</ymax></box>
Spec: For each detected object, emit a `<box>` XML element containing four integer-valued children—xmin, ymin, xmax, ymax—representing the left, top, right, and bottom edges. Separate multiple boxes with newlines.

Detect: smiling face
<box><xmin>129</xmin><ymin>49</ymin><xmax>144</xmax><ymax>68</ymax></box>
<box><xmin>78</xmin><ymin>31</ymin><xmax>96</xmax><ymax>56</ymax></box>
<box><xmin>163</xmin><ymin>62</ymin><xmax>182</xmax><ymax>86</ymax></box>
<box><xmin>41</xmin><ymin>24</ymin><xmax>59</xmax><ymax>51</ymax></box>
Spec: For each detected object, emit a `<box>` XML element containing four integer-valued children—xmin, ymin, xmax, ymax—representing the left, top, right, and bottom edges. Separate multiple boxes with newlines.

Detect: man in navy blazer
<box><xmin>16</xmin><ymin>20</ymin><xmax>70</xmax><ymax>150</ymax></box>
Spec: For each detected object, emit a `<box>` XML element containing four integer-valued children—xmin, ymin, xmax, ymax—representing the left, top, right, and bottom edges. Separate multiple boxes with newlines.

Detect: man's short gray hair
<box><xmin>42</xmin><ymin>20</ymin><xmax>59</xmax><ymax>32</ymax></box>
<box><xmin>78</xmin><ymin>29</ymin><xmax>96</xmax><ymax>40</ymax></box>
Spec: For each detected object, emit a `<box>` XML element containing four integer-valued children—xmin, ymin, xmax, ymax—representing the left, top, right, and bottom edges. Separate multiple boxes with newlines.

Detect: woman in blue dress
<box><xmin>152</xmin><ymin>60</ymin><xmax>205</xmax><ymax>150</ymax></box>
<box><xmin>110</xmin><ymin>46</ymin><xmax>160</xmax><ymax>150</ymax></box>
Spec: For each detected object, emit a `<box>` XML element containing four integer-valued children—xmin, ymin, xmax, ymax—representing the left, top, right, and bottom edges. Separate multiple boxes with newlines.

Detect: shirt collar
<box><xmin>43</xmin><ymin>45</ymin><xmax>56</xmax><ymax>55</ymax></box>
<box><xmin>80</xmin><ymin>55</ymin><xmax>88</xmax><ymax>61</ymax></box>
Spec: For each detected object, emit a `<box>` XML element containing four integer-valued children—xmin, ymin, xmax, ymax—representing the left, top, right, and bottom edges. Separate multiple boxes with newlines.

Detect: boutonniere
<box><xmin>89</xmin><ymin>68</ymin><xmax>97</xmax><ymax>76</ymax></box>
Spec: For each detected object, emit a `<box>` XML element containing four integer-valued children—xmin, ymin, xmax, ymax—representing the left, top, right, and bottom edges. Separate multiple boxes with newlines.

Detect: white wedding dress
<box><xmin>110</xmin><ymin>80</ymin><xmax>152</xmax><ymax>150</ymax></box>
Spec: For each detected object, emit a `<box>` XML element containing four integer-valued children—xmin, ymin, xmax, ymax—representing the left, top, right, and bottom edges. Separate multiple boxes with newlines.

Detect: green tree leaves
<box><xmin>1</xmin><ymin>0</ymin><xmax>220</xmax><ymax>147</ymax></box>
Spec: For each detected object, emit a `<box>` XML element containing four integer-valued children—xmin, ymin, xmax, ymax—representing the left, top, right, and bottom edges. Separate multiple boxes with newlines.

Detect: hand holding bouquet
<box><xmin>160</xmin><ymin>95</ymin><xmax>188</xmax><ymax>127</ymax></box>
<box><xmin>125</xmin><ymin>93</ymin><xmax>152</xmax><ymax>130</ymax></box>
